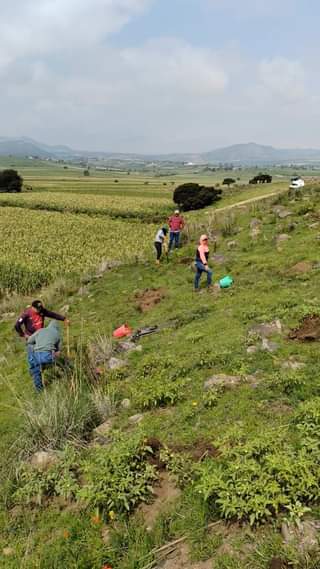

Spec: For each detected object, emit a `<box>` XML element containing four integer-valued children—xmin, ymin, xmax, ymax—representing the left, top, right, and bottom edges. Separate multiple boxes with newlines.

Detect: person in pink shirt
<box><xmin>168</xmin><ymin>209</ymin><xmax>185</xmax><ymax>251</ymax></box>
<box><xmin>194</xmin><ymin>234</ymin><xmax>213</xmax><ymax>290</ymax></box>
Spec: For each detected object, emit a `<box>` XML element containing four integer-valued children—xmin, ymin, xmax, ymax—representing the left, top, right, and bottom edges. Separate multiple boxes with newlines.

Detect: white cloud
<box><xmin>0</xmin><ymin>0</ymin><xmax>319</xmax><ymax>151</ymax></box>
<box><xmin>0</xmin><ymin>0</ymin><xmax>151</xmax><ymax>68</ymax></box>
<box><xmin>259</xmin><ymin>57</ymin><xmax>306</xmax><ymax>102</ymax></box>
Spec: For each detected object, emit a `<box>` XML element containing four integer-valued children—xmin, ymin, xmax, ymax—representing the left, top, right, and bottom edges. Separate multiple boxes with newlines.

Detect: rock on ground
<box><xmin>211</xmin><ymin>254</ymin><xmax>226</xmax><ymax>264</ymax></box>
<box><xmin>249</xmin><ymin>320</ymin><xmax>282</xmax><ymax>339</ymax></box>
<box><xmin>93</xmin><ymin>420</ymin><xmax>113</xmax><ymax>444</ymax></box>
<box><xmin>108</xmin><ymin>357</ymin><xmax>126</xmax><ymax>370</ymax></box>
<box><xmin>281</xmin><ymin>520</ymin><xmax>320</xmax><ymax>553</ymax></box>
<box><xmin>204</xmin><ymin>374</ymin><xmax>257</xmax><ymax>390</ymax></box>
<box><xmin>261</xmin><ymin>338</ymin><xmax>279</xmax><ymax>353</ymax></box>
<box><xmin>30</xmin><ymin>451</ymin><xmax>59</xmax><ymax>471</ymax></box>
<box><xmin>128</xmin><ymin>414</ymin><xmax>144</xmax><ymax>425</ymax></box>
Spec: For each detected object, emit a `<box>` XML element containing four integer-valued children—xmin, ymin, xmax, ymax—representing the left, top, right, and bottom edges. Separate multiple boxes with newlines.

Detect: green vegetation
<box><xmin>1</xmin><ymin>161</ymin><xmax>320</xmax><ymax>567</ymax></box>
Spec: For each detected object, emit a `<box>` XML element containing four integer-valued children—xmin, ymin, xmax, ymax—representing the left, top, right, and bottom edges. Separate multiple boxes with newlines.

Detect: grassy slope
<box><xmin>1</xmin><ymin>187</ymin><xmax>320</xmax><ymax>567</ymax></box>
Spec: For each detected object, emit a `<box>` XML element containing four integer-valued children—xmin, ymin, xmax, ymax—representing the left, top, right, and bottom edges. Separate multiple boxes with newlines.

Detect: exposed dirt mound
<box><xmin>287</xmin><ymin>261</ymin><xmax>313</xmax><ymax>276</ymax></box>
<box><xmin>138</xmin><ymin>471</ymin><xmax>181</xmax><ymax>529</ymax></box>
<box><xmin>289</xmin><ymin>314</ymin><xmax>320</xmax><ymax>342</ymax></box>
<box><xmin>135</xmin><ymin>288</ymin><xmax>167</xmax><ymax>312</ymax></box>
<box><xmin>269</xmin><ymin>559</ymin><xmax>289</xmax><ymax>569</ymax></box>
<box><xmin>171</xmin><ymin>439</ymin><xmax>219</xmax><ymax>461</ymax></box>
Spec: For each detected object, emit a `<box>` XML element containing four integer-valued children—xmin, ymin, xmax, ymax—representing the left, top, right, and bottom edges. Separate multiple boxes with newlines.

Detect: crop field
<box><xmin>0</xmin><ymin>190</ymin><xmax>172</xmax><ymax>220</ymax></box>
<box><xmin>0</xmin><ymin>207</ymin><xmax>157</xmax><ymax>293</ymax></box>
<box><xmin>0</xmin><ymin>160</ymin><xmax>294</xmax><ymax>296</ymax></box>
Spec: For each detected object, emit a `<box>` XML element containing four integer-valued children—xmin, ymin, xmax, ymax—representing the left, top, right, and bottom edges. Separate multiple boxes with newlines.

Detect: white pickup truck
<box><xmin>289</xmin><ymin>177</ymin><xmax>305</xmax><ymax>189</ymax></box>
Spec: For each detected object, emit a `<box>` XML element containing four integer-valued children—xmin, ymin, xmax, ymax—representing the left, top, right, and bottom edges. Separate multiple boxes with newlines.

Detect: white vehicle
<box><xmin>289</xmin><ymin>177</ymin><xmax>305</xmax><ymax>190</ymax></box>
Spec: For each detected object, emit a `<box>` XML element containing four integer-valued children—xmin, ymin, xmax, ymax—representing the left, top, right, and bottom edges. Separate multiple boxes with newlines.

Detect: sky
<box><xmin>0</xmin><ymin>0</ymin><xmax>319</xmax><ymax>153</ymax></box>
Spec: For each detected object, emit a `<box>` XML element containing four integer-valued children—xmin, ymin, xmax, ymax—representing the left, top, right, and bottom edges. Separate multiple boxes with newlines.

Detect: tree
<box><xmin>249</xmin><ymin>173</ymin><xmax>272</xmax><ymax>184</ymax></box>
<box><xmin>173</xmin><ymin>183</ymin><xmax>222</xmax><ymax>212</ymax></box>
<box><xmin>83</xmin><ymin>169</ymin><xmax>90</xmax><ymax>176</ymax></box>
<box><xmin>222</xmin><ymin>177</ymin><xmax>236</xmax><ymax>187</ymax></box>
<box><xmin>0</xmin><ymin>169</ymin><xmax>23</xmax><ymax>193</ymax></box>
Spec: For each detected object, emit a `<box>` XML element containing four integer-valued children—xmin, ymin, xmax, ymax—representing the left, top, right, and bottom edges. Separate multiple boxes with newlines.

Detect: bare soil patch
<box><xmin>287</xmin><ymin>261</ymin><xmax>313</xmax><ymax>276</ymax></box>
<box><xmin>135</xmin><ymin>288</ymin><xmax>167</xmax><ymax>312</ymax></box>
<box><xmin>289</xmin><ymin>314</ymin><xmax>320</xmax><ymax>342</ymax></box>
<box><xmin>171</xmin><ymin>439</ymin><xmax>219</xmax><ymax>461</ymax></box>
<box><xmin>269</xmin><ymin>559</ymin><xmax>289</xmax><ymax>569</ymax></box>
<box><xmin>157</xmin><ymin>543</ymin><xmax>213</xmax><ymax>569</ymax></box>
<box><xmin>138</xmin><ymin>471</ymin><xmax>181</xmax><ymax>530</ymax></box>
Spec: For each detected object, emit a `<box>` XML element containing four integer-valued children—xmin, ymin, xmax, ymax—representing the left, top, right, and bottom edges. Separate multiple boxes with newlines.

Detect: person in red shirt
<box><xmin>168</xmin><ymin>209</ymin><xmax>185</xmax><ymax>251</ymax></box>
<box><xmin>194</xmin><ymin>234</ymin><xmax>213</xmax><ymax>290</ymax></box>
<box><xmin>15</xmin><ymin>300</ymin><xmax>68</xmax><ymax>338</ymax></box>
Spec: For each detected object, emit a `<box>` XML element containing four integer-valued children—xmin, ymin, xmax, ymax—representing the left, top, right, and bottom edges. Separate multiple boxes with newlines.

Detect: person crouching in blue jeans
<box><xmin>194</xmin><ymin>234</ymin><xmax>213</xmax><ymax>291</ymax></box>
<box><xmin>27</xmin><ymin>321</ymin><xmax>62</xmax><ymax>392</ymax></box>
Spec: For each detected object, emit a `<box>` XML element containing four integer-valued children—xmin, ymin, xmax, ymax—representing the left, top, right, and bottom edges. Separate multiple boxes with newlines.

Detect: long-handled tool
<box><xmin>66</xmin><ymin>323</ymin><xmax>70</xmax><ymax>358</ymax></box>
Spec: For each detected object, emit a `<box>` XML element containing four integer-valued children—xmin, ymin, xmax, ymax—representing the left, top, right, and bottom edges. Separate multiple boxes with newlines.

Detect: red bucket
<box><xmin>113</xmin><ymin>323</ymin><xmax>132</xmax><ymax>339</ymax></box>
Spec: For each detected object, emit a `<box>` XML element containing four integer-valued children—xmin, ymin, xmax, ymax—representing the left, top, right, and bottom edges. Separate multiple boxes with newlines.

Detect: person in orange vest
<box><xmin>168</xmin><ymin>209</ymin><xmax>185</xmax><ymax>251</ymax></box>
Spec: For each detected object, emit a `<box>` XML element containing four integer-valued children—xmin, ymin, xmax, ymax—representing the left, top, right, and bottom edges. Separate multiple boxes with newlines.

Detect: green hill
<box><xmin>1</xmin><ymin>185</ymin><xmax>320</xmax><ymax>568</ymax></box>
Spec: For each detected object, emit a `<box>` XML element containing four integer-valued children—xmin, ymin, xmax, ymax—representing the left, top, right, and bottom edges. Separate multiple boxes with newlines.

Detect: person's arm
<box><xmin>54</xmin><ymin>339</ymin><xmax>62</xmax><ymax>354</ymax></box>
<box><xmin>14</xmin><ymin>312</ymin><xmax>27</xmax><ymax>338</ymax></box>
<box><xmin>199</xmin><ymin>245</ymin><xmax>208</xmax><ymax>266</ymax></box>
<box><xmin>42</xmin><ymin>308</ymin><xmax>65</xmax><ymax>322</ymax></box>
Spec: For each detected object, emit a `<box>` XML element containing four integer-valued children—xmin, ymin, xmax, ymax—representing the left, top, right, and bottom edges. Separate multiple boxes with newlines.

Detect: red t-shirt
<box><xmin>169</xmin><ymin>215</ymin><xmax>184</xmax><ymax>232</ymax></box>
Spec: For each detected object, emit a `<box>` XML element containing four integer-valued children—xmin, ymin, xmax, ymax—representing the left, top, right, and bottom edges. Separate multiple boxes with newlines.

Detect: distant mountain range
<box><xmin>1</xmin><ymin>137</ymin><xmax>320</xmax><ymax>165</ymax></box>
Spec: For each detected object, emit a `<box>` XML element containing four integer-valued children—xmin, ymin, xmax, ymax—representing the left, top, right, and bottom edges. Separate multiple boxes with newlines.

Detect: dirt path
<box><xmin>214</xmin><ymin>187</ymin><xmax>288</xmax><ymax>215</ymax></box>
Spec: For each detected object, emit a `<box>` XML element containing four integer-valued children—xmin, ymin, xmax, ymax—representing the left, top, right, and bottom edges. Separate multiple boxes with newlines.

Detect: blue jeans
<box><xmin>169</xmin><ymin>231</ymin><xmax>180</xmax><ymax>251</ymax></box>
<box><xmin>28</xmin><ymin>349</ymin><xmax>54</xmax><ymax>392</ymax></box>
<box><xmin>194</xmin><ymin>261</ymin><xmax>213</xmax><ymax>289</ymax></box>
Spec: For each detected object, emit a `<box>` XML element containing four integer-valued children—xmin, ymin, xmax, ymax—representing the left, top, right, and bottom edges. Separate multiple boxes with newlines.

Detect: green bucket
<box><xmin>219</xmin><ymin>275</ymin><xmax>234</xmax><ymax>289</ymax></box>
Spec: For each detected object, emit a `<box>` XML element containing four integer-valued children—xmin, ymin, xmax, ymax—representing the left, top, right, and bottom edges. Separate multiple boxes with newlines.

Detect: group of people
<box><xmin>15</xmin><ymin>210</ymin><xmax>213</xmax><ymax>393</ymax></box>
<box><xmin>154</xmin><ymin>209</ymin><xmax>213</xmax><ymax>290</ymax></box>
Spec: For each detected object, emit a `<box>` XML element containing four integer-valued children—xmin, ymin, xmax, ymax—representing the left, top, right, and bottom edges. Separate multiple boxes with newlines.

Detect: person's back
<box><xmin>27</xmin><ymin>321</ymin><xmax>62</xmax><ymax>392</ymax></box>
<box><xmin>28</xmin><ymin>321</ymin><xmax>61</xmax><ymax>353</ymax></box>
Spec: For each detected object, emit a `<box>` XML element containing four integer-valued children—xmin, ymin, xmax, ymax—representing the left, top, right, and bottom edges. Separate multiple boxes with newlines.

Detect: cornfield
<box><xmin>0</xmin><ymin>207</ymin><xmax>157</xmax><ymax>293</ymax></box>
<box><xmin>0</xmin><ymin>191</ymin><xmax>172</xmax><ymax>221</ymax></box>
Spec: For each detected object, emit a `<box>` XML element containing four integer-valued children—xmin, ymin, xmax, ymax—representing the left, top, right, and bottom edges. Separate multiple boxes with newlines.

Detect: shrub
<box><xmin>0</xmin><ymin>169</ymin><xmax>23</xmax><ymax>192</ymax></box>
<box><xmin>134</xmin><ymin>373</ymin><xmax>187</xmax><ymax>409</ymax></box>
<box><xmin>13</xmin><ymin>445</ymin><xmax>80</xmax><ymax>506</ymax></box>
<box><xmin>77</xmin><ymin>435</ymin><xmax>158</xmax><ymax>513</ymax></box>
<box><xmin>195</xmin><ymin>432</ymin><xmax>320</xmax><ymax>526</ymax></box>
<box><xmin>13</xmin><ymin>435</ymin><xmax>159</xmax><ymax>515</ymax></box>
<box><xmin>173</xmin><ymin>183</ymin><xmax>222</xmax><ymax>211</ymax></box>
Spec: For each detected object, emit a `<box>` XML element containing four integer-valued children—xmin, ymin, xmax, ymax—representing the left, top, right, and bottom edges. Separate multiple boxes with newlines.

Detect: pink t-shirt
<box><xmin>197</xmin><ymin>244</ymin><xmax>209</xmax><ymax>264</ymax></box>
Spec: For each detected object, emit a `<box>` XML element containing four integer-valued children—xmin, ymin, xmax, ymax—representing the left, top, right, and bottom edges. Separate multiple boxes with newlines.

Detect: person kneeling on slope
<box><xmin>154</xmin><ymin>226</ymin><xmax>168</xmax><ymax>265</ymax></box>
<box><xmin>194</xmin><ymin>234</ymin><xmax>213</xmax><ymax>290</ymax></box>
<box><xmin>27</xmin><ymin>321</ymin><xmax>62</xmax><ymax>392</ymax></box>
